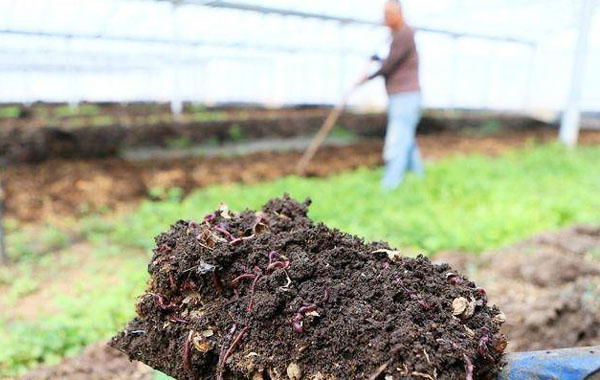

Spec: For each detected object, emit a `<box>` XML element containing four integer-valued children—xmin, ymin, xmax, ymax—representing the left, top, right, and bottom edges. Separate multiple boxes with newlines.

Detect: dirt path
<box><xmin>17</xmin><ymin>342</ymin><xmax>153</xmax><ymax>380</ymax></box>
<box><xmin>4</xmin><ymin>129</ymin><xmax>600</xmax><ymax>224</ymax></box>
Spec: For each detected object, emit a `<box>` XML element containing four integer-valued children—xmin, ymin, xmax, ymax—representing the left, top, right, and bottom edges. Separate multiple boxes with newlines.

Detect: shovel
<box><xmin>499</xmin><ymin>346</ymin><xmax>600</xmax><ymax>380</ymax></box>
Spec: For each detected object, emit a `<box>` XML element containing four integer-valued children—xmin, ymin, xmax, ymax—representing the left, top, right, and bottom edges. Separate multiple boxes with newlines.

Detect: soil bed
<box><xmin>433</xmin><ymin>225</ymin><xmax>600</xmax><ymax>353</ymax></box>
<box><xmin>111</xmin><ymin>196</ymin><xmax>506</xmax><ymax>380</ymax></box>
<box><xmin>5</xmin><ymin>129</ymin><xmax>600</xmax><ymax>224</ymax></box>
<box><xmin>0</xmin><ymin>105</ymin><xmax>550</xmax><ymax>164</ymax></box>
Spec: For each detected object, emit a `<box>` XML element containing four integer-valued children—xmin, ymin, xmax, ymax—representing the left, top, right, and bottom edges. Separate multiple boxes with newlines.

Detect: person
<box><xmin>360</xmin><ymin>0</ymin><xmax>423</xmax><ymax>189</ymax></box>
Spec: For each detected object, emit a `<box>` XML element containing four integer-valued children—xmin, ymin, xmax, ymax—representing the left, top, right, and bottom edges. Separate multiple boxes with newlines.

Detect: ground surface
<box><xmin>2</xmin><ymin>140</ymin><xmax>600</xmax><ymax>379</ymax></box>
<box><xmin>17</xmin><ymin>224</ymin><xmax>600</xmax><ymax>380</ymax></box>
<box><xmin>18</xmin><ymin>342</ymin><xmax>153</xmax><ymax>380</ymax></box>
<box><xmin>4</xmin><ymin>129</ymin><xmax>600</xmax><ymax>223</ymax></box>
<box><xmin>435</xmin><ymin>225</ymin><xmax>600</xmax><ymax>352</ymax></box>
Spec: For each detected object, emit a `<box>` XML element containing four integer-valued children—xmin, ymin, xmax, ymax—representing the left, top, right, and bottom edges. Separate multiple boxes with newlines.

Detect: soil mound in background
<box><xmin>433</xmin><ymin>225</ymin><xmax>600</xmax><ymax>353</ymax></box>
<box><xmin>111</xmin><ymin>196</ymin><xmax>506</xmax><ymax>380</ymax></box>
<box><xmin>18</xmin><ymin>342</ymin><xmax>152</xmax><ymax>380</ymax></box>
<box><xmin>477</xmin><ymin>225</ymin><xmax>600</xmax><ymax>352</ymax></box>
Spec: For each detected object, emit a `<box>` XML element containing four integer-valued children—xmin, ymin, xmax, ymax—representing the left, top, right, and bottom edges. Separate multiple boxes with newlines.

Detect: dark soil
<box><xmin>1</xmin><ymin>105</ymin><xmax>552</xmax><ymax>164</ymax></box>
<box><xmin>477</xmin><ymin>225</ymin><xmax>600</xmax><ymax>352</ymax></box>
<box><xmin>6</xmin><ymin>129</ymin><xmax>600</xmax><ymax>224</ymax></box>
<box><xmin>0</xmin><ymin>111</ymin><xmax>384</xmax><ymax>163</ymax></box>
<box><xmin>17</xmin><ymin>225</ymin><xmax>600</xmax><ymax>380</ymax></box>
<box><xmin>111</xmin><ymin>196</ymin><xmax>506</xmax><ymax>380</ymax></box>
<box><xmin>433</xmin><ymin>225</ymin><xmax>600</xmax><ymax>353</ymax></box>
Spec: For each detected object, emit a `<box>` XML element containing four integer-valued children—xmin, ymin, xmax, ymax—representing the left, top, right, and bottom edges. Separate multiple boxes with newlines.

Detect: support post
<box><xmin>170</xmin><ymin>3</ymin><xmax>184</xmax><ymax>120</ymax></box>
<box><xmin>559</xmin><ymin>0</ymin><xmax>595</xmax><ymax>147</ymax></box>
<box><xmin>523</xmin><ymin>44</ymin><xmax>537</xmax><ymax>111</ymax></box>
<box><xmin>482</xmin><ymin>42</ymin><xmax>497</xmax><ymax>109</ymax></box>
<box><xmin>449</xmin><ymin>35</ymin><xmax>460</xmax><ymax>110</ymax></box>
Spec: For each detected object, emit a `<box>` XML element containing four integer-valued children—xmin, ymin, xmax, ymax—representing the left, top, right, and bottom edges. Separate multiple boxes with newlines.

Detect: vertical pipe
<box><xmin>449</xmin><ymin>35</ymin><xmax>459</xmax><ymax>110</ymax></box>
<box><xmin>170</xmin><ymin>3</ymin><xmax>184</xmax><ymax>120</ymax></box>
<box><xmin>559</xmin><ymin>0</ymin><xmax>595</xmax><ymax>147</ymax></box>
<box><xmin>482</xmin><ymin>42</ymin><xmax>496</xmax><ymax>110</ymax></box>
<box><xmin>523</xmin><ymin>44</ymin><xmax>537</xmax><ymax>111</ymax></box>
<box><xmin>338</xmin><ymin>23</ymin><xmax>348</xmax><ymax>101</ymax></box>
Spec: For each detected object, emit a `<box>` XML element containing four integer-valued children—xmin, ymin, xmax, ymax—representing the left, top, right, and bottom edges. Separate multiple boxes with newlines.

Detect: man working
<box><xmin>360</xmin><ymin>0</ymin><xmax>423</xmax><ymax>189</ymax></box>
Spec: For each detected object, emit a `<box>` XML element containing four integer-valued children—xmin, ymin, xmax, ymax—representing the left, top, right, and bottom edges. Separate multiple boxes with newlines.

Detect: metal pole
<box><xmin>559</xmin><ymin>0</ymin><xmax>595</xmax><ymax>147</ymax></box>
<box><xmin>523</xmin><ymin>44</ymin><xmax>538</xmax><ymax>111</ymax></box>
<box><xmin>449</xmin><ymin>36</ymin><xmax>459</xmax><ymax>110</ymax></box>
<box><xmin>170</xmin><ymin>3</ymin><xmax>184</xmax><ymax>120</ymax></box>
<box><xmin>483</xmin><ymin>42</ymin><xmax>497</xmax><ymax>110</ymax></box>
<box><xmin>0</xmin><ymin>174</ymin><xmax>7</xmax><ymax>264</ymax></box>
<box><xmin>338</xmin><ymin>23</ymin><xmax>348</xmax><ymax>99</ymax></box>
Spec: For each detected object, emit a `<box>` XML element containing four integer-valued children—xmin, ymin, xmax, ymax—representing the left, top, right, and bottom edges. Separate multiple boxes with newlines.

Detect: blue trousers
<box><xmin>381</xmin><ymin>91</ymin><xmax>424</xmax><ymax>189</ymax></box>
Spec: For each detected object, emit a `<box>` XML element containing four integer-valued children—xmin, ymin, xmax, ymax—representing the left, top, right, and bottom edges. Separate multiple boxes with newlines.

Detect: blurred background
<box><xmin>1</xmin><ymin>0</ymin><xmax>600</xmax><ymax>111</ymax></box>
<box><xmin>1</xmin><ymin>1</ymin><xmax>599</xmax><ymax>380</ymax></box>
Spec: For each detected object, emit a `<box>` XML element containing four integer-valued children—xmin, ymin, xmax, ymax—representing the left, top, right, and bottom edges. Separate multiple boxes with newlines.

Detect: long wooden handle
<box><xmin>296</xmin><ymin>88</ymin><xmax>355</xmax><ymax>173</ymax></box>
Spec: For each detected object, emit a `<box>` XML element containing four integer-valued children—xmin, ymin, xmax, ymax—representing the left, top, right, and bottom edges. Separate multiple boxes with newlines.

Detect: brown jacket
<box><xmin>369</xmin><ymin>26</ymin><xmax>420</xmax><ymax>94</ymax></box>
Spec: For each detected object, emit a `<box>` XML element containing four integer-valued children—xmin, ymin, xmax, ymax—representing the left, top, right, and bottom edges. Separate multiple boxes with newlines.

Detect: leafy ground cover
<box><xmin>1</xmin><ymin>142</ymin><xmax>599</xmax><ymax>378</ymax></box>
<box><xmin>104</xmin><ymin>143</ymin><xmax>600</xmax><ymax>253</ymax></box>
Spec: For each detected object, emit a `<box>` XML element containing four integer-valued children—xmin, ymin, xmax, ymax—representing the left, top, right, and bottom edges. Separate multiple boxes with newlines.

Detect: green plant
<box><xmin>191</xmin><ymin>111</ymin><xmax>228</xmax><ymax>122</ymax></box>
<box><xmin>0</xmin><ymin>106</ymin><xmax>21</xmax><ymax>118</ymax></box>
<box><xmin>463</xmin><ymin>120</ymin><xmax>503</xmax><ymax>137</ymax></box>
<box><xmin>113</xmin><ymin>144</ymin><xmax>600</xmax><ymax>253</ymax></box>
<box><xmin>33</xmin><ymin>106</ymin><xmax>49</xmax><ymax>118</ymax></box>
<box><xmin>205</xmin><ymin>135</ymin><xmax>220</xmax><ymax>147</ymax></box>
<box><xmin>5</xmin><ymin>224</ymin><xmax>70</xmax><ymax>263</ymax></box>
<box><xmin>228</xmin><ymin>124</ymin><xmax>245</xmax><ymax>142</ymax></box>
<box><xmin>0</xmin><ymin>254</ymin><xmax>148</xmax><ymax>378</ymax></box>
<box><xmin>90</xmin><ymin>115</ymin><xmax>114</xmax><ymax>127</ymax></box>
<box><xmin>77</xmin><ymin>104</ymin><xmax>100</xmax><ymax>116</ymax></box>
<box><xmin>187</xmin><ymin>103</ymin><xmax>207</xmax><ymax>113</ymax></box>
<box><xmin>166</xmin><ymin>136</ymin><xmax>193</xmax><ymax>150</ymax></box>
<box><xmin>329</xmin><ymin>124</ymin><xmax>358</xmax><ymax>140</ymax></box>
<box><xmin>54</xmin><ymin>105</ymin><xmax>78</xmax><ymax>118</ymax></box>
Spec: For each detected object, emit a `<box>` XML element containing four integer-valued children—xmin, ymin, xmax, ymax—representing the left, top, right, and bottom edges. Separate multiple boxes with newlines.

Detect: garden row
<box><xmin>2</xmin><ymin>144</ymin><xmax>600</xmax><ymax>379</ymax></box>
<box><xmin>0</xmin><ymin>109</ymin><xmax>549</xmax><ymax>163</ymax></box>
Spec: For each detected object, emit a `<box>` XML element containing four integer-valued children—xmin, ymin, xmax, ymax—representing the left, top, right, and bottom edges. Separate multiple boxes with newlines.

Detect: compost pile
<box><xmin>111</xmin><ymin>196</ymin><xmax>506</xmax><ymax>380</ymax></box>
